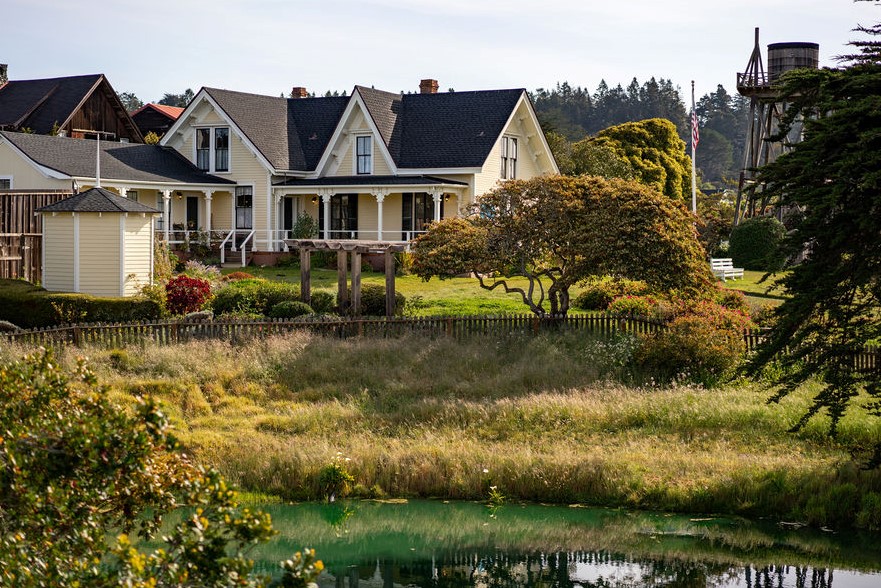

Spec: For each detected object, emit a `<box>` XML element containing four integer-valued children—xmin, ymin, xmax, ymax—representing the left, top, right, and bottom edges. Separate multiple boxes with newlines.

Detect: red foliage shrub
<box><xmin>223</xmin><ymin>272</ymin><xmax>256</xmax><ymax>282</ymax></box>
<box><xmin>165</xmin><ymin>275</ymin><xmax>212</xmax><ymax>316</ymax></box>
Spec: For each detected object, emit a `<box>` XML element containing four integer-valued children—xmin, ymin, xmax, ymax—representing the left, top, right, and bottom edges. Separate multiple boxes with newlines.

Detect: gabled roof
<box><xmin>131</xmin><ymin>103</ymin><xmax>184</xmax><ymax>120</ymax></box>
<box><xmin>0</xmin><ymin>74</ymin><xmax>142</xmax><ymax>141</ymax></box>
<box><xmin>0</xmin><ymin>131</ymin><xmax>234</xmax><ymax>185</ymax></box>
<box><xmin>203</xmin><ymin>88</ymin><xmax>348</xmax><ymax>172</ymax></box>
<box><xmin>357</xmin><ymin>87</ymin><xmax>525</xmax><ymax>169</ymax></box>
<box><xmin>189</xmin><ymin>86</ymin><xmax>529</xmax><ymax>173</ymax></box>
<box><xmin>37</xmin><ymin>186</ymin><xmax>160</xmax><ymax>213</ymax></box>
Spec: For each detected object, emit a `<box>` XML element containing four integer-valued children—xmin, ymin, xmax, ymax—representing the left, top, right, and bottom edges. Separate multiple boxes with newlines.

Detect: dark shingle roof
<box><xmin>204</xmin><ymin>88</ymin><xmax>347</xmax><ymax>172</ymax></box>
<box><xmin>204</xmin><ymin>86</ymin><xmax>525</xmax><ymax>172</ymax></box>
<box><xmin>394</xmin><ymin>89</ymin><xmax>524</xmax><ymax>168</ymax></box>
<box><xmin>0</xmin><ymin>131</ymin><xmax>234</xmax><ymax>185</ymax></box>
<box><xmin>274</xmin><ymin>175</ymin><xmax>468</xmax><ymax>187</ymax></box>
<box><xmin>0</xmin><ymin>74</ymin><xmax>102</xmax><ymax>133</ymax></box>
<box><xmin>37</xmin><ymin>187</ymin><xmax>160</xmax><ymax>213</ymax></box>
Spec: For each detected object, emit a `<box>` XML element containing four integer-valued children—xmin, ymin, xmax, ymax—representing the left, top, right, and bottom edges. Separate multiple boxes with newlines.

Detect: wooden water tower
<box><xmin>734</xmin><ymin>28</ymin><xmax>819</xmax><ymax>223</ymax></box>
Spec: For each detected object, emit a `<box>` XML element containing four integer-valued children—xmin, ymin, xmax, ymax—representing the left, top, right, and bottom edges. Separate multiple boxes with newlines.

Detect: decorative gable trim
<box><xmin>0</xmin><ymin>134</ymin><xmax>72</xmax><ymax>180</ymax></box>
<box><xmin>312</xmin><ymin>88</ymin><xmax>398</xmax><ymax>178</ymax></box>
<box><xmin>495</xmin><ymin>92</ymin><xmax>560</xmax><ymax>175</ymax></box>
<box><xmin>160</xmin><ymin>89</ymin><xmax>279</xmax><ymax>175</ymax></box>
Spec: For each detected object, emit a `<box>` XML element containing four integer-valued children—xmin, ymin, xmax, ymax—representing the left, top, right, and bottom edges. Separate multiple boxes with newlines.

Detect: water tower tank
<box><xmin>767</xmin><ymin>42</ymin><xmax>819</xmax><ymax>82</ymax></box>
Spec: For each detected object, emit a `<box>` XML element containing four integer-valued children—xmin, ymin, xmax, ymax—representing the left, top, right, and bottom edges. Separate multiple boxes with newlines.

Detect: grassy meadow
<box><xmin>4</xmin><ymin>329</ymin><xmax>880</xmax><ymax>529</ymax></box>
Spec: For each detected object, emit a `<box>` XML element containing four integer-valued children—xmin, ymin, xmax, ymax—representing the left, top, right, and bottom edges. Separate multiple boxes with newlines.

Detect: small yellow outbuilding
<box><xmin>37</xmin><ymin>187</ymin><xmax>160</xmax><ymax>297</ymax></box>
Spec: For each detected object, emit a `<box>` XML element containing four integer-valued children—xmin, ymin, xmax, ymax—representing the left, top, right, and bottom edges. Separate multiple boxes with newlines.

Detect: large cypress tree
<box><xmin>746</xmin><ymin>23</ymin><xmax>881</xmax><ymax>463</ymax></box>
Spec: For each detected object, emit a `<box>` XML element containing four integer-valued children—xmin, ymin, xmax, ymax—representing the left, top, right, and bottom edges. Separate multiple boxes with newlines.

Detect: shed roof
<box><xmin>37</xmin><ymin>187</ymin><xmax>160</xmax><ymax>213</ymax></box>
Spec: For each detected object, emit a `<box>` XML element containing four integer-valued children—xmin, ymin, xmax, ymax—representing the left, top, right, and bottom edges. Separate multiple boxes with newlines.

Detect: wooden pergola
<box><xmin>284</xmin><ymin>239</ymin><xmax>407</xmax><ymax>317</ymax></box>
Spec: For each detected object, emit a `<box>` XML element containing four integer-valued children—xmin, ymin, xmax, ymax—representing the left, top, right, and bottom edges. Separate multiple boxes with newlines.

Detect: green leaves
<box><xmin>0</xmin><ymin>349</ymin><xmax>320</xmax><ymax>586</ymax></box>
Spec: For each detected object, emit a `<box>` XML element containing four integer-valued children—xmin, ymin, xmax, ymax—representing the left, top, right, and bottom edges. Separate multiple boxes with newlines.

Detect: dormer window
<box><xmin>195</xmin><ymin>127</ymin><xmax>230</xmax><ymax>172</ymax></box>
<box><xmin>356</xmin><ymin>136</ymin><xmax>372</xmax><ymax>175</ymax></box>
<box><xmin>501</xmin><ymin>136</ymin><xmax>517</xmax><ymax>179</ymax></box>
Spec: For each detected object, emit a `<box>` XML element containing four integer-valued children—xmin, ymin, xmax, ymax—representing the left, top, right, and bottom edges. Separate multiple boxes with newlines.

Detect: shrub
<box><xmin>182</xmin><ymin>259</ymin><xmax>222</xmax><ymax>283</ymax></box>
<box><xmin>318</xmin><ymin>454</ymin><xmax>355</xmax><ymax>501</ymax></box>
<box><xmin>634</xmin><ymin>300</ymin><xmax>751</xmax><ymax>386</ymax></box>
<box><xmin>165</xmin><ymin>275</ymin><xmax>212</xmax><ymax>316</ymax></box>
<box><xmin>714</xmin><ymin>285</ymin><xmax>750</xmax><ymax>314</ymax></box>
<box><xmin>573</xmin><ymin>276</ymin><xmax>652</xmax><ymax>310</ymax></box>
<box><xmin>268</xmin><ymin>300</ymin><xmax>314</xmax><ymax>319</ymax></box>
<box><xmin>607</xmin><ymin>294</ymin><xmax>660</xmax><ymax>318</ymax></box>
<box><xmin>0</xmin><ymin>279</ymin><xmax>162</xmax><ymax>328</ymax></box>
<box><xmin>728</xmin><ymin>216</ymin><xmax>787</xmax><ymax>271</ymax></box>
<box><xmin>308</xmin><ymin>290</ymin><xmax>336</xmax><ymax>314</ymax></box>
<box><xmin>212</xmin><ymin>279</ymin><xmax>300</xmax><ymax>316</ymax></box>
<box><xmin>340</xmin><ymin>283</ymin><xmax>406</xmax><ymax>316</ymax></box>
<box><xmin>223</xmin><ymin>271</ymin><xmax>256</xmax><ymax>282</ymax></box>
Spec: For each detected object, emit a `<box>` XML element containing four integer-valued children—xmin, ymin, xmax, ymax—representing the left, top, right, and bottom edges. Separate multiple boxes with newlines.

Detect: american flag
<box><xmin>691</xmin><ymin>109</ymin><xmax>700</xmax><ymax>151</ymax></box>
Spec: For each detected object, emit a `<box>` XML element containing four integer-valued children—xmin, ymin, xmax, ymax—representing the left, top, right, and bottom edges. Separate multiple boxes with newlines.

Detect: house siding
<box><xmin>123</xmin><ymin>214</ymin><xmax>153</xmax><ymax>296</ymax></box>
<box><xmin>78</xmin><ymin>213</ymin><xmax>121</xmax><ymax>297</ymax></box>
<box><xmin>41</xmin><ymin>214</ymin><xmax>75</xmax><ymax>292</ymax></box>
<box><xmin>0</xmin><ymin>142</ymin><xmax>70</xmax><ymax>190</ymax></box>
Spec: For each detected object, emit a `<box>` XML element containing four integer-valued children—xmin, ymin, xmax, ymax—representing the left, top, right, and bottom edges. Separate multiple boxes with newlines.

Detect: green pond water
<box><xmin>251</xmin><ymin>500</ymin><xmax>881</xmax><ymax>588</ymax></box>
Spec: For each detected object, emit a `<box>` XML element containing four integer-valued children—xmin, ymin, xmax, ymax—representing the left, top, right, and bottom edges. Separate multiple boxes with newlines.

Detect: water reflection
<box><xmin>253</xmin><ymin>500</ymin><xmax>881</xmax><ymax>588</ymax></box>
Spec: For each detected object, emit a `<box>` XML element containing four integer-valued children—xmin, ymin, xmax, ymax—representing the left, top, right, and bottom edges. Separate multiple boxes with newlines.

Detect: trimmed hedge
<box><xmin>0</xmin><ymin>279</ymin><xmax>162</xmax><ymax>328</ymax></box>
<box><xmin>268</xmin><ymin>300</ymin><xmax>314</xmax><ymax>319</ymax></box>
<box><xmin>728</xmin><ymin>216</ymin><xmax>787</xmax><ymax>271</ymax></box>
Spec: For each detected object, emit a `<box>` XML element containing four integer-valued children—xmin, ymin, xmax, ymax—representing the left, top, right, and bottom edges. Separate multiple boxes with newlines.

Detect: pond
<box><xmin>251</xmin><ymin>500</ymin><xmax>881</xmax><ymax>587</ymax></box>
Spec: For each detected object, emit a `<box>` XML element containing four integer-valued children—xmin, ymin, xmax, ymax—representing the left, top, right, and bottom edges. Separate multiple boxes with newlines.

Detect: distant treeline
<box><xmin>531</xmin><ymin>79</ymin><xmax>751</xmax><ymax>187</ymax></box>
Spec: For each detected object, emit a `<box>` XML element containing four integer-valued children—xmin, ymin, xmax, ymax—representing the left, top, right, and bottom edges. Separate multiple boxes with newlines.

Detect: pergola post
<box><xmin>385</xmin><ymin>250</ymin><xmax>396</xmax><ymax>317</ymax></box>
<box><xmin>337</xmin><ymin>251</ymin><xmax>348</xmax><ymax>310</ymax></box>
<box><xmin>351</xmin><ymin>251</ymin><xmax>362</xmax><ymax>315</ymax></box>
<box><xmin>300</xmin><ymin>247</ymin><xmax>311</xmax><ymax>306</ymax></box>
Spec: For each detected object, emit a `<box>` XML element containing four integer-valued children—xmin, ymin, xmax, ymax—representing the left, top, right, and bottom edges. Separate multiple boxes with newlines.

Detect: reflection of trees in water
<box><xmin>316</xmin><ymin>552</ymin><xmax>838</xmax><ymax>588</ymax></box>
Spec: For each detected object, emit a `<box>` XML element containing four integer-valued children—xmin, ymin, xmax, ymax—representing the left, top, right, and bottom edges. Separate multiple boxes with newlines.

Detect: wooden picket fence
<box><xmin>2</xmin><ymin>314</ymin><xmax>877</xmax><ymax>370</ymax></box>
<box><xmin>2</xmin><ymin>313</ymin><xmax>667</xmax><ymax>347</ymax></box>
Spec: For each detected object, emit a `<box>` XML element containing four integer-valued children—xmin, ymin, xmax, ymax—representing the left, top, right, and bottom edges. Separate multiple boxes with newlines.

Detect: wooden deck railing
<box><xmin>3</xmin><ymin>314</ymin><xmax>877</xmax><ymax>370</ymax></box>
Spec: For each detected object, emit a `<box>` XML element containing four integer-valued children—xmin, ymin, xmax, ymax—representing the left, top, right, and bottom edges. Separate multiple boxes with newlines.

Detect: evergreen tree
<box><xmin>745</xmin><ymin>23</ymin><xmax>881</xmax><ymax>465</ymax></box>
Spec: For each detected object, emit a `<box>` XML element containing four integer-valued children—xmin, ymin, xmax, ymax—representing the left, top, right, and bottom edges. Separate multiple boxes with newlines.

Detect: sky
<box><xmin>3</xmin><ymin>0</ymin><xmax>879</xmax><ymax>104</ymax></box>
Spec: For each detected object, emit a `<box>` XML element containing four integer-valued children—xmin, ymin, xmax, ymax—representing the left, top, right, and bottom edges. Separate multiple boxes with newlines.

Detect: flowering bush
<box><xmin>165</xmin><ymin>275</ymin><xmax>212</xmax><ymax>316</ymax></box>
<box><xmin>635</xmin><ymin>299</ymin><xmax>752</xmax><ymax>386</ymax></box>
<box><xmin>607</xmin><ymin>294</ymin><xmax>660</xmax><ymax>318</ymax></box>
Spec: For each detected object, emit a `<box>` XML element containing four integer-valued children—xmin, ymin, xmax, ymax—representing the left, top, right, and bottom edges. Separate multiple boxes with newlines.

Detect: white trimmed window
<box><xmin>0</xmin><ymin>176</ymin><xmax>12</xmax><ymax>190</ymax></box>
<box><xmin>500</xmin><ymin>136</ymin><xmax>517</xmax><ymax>179</ymax></box>
<box><xmin>356</xmin><ymin>136</ymin><xmax>372</xmax><ymax>175</ymax></box>
<box><xmin>195</xmin><ymin>127</ymin><xmax>230</xmax><ymax>172</ymax></box>
<box><xmin>127</xmin><ymin>190</ymin><xmax>139</xmax><ymax>202</ymax></box>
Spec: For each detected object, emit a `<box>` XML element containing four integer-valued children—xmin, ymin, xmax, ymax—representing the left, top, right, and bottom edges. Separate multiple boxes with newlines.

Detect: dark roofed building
<box><xmin>131</xmin><ymin>103</ymin><xmax>184</xmax><ymax>138</ymax></box>
<box><xmin>0</xmin><ymin>73</ymin><xmax>143</xmax><ymax>142</ymax></box>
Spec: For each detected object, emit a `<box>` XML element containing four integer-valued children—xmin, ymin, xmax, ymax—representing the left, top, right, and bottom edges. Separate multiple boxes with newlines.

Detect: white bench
<box><xmin>710</xmin><ymin>258</ymin><xmax>744</xmax><ymax>281</ymax></box>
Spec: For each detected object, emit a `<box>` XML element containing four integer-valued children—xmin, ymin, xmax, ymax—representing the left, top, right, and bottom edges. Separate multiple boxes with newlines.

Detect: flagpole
<box><xmin>690</xmin><ymin>80</ymin><xmax>697</xmax><ymax>214</ymax></box>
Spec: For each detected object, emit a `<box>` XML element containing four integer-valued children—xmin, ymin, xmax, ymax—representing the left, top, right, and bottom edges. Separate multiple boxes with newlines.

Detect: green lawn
<box><xmin>232</xmin><ymin>265</ymin><xmax>585</xmax><ymax>316</ymax></box>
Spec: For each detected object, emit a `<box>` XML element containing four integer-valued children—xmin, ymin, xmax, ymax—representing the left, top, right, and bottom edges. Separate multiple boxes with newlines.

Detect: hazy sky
<box><xmin>3</xmin><ymin>0</ymin><xmax>878</xmax><ymax>104</ymax></box>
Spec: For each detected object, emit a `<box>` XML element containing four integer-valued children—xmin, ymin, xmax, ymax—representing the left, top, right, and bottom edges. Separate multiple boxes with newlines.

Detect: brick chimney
<box><xmin>0</xmin><ymin>64</ymin><xmax>7</xmax><ymax>85</ymax></box>
<box><xmin>419</xmin><ymin>79</ymin><xmax>439</xmax><ymax>94</ymax></box>
<box><xmin>291</xmin><ymin>86</ymin><xmax>308</xmax><ymax>98</ymax></box>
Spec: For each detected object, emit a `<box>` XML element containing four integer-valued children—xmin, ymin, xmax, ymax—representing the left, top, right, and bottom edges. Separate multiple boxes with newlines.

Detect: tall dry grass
<box><xmin>2</xmin><ymin>331</ymin><xmax>880</xmax><ymax>528</ymax></box>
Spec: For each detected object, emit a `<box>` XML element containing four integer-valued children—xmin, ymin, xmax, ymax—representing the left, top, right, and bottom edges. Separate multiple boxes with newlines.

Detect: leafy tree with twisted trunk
<box><xmin>745</xmin><ymin>22</ymin><xmax>881</xmax><ymax>465</ymax></box>
<box><xmin>411</xmin><ymin>175</ymin><xmax>712</xmax><ymax>317</ymax></box>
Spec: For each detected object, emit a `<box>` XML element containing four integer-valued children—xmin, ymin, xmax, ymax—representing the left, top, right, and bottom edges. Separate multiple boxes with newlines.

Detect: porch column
<box><xmin>373</xmin><ymin>190</ymin><xmax>386</xmax><ymax>241</ymax></box>
<box><xmin>203</xmin><ymin>190</ymin><xmax>213</xmax><ymax>236</ymax></box>
<box><xmin>162</xmin><ymin>190</ymin><xmax>171</xmax><ymax>242</ymax></box>
<box><xmin>273</xmin><ymin>191</ymin><xmax>283</xmax><ymax>251</ymax></box>
<box><xmin>431</xmin><ymin>189</ymin><xmax>442</xmax><ymax>222</ymax></box>
<box><xmin>321</xmin><ymin>191</ymin><xmax>332</xmax><ymax>239</ymax></box>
